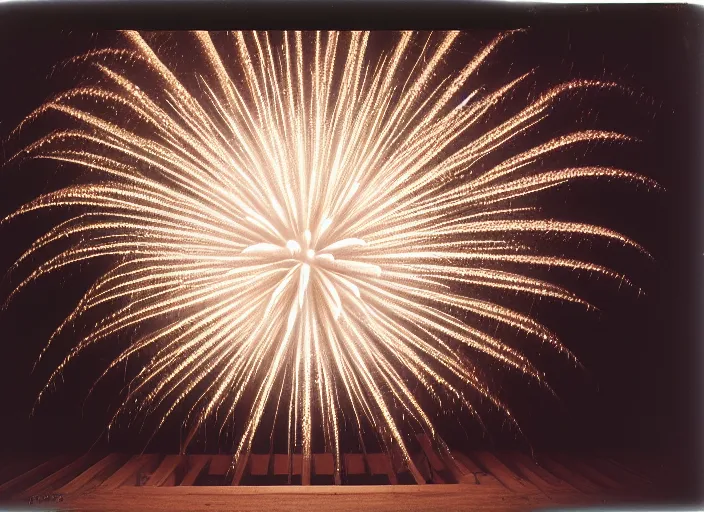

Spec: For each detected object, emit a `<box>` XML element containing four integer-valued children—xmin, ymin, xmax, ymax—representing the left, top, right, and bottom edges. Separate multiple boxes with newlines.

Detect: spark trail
<box><xmin>3</xmin><ymin>31</ymin><xmax>655</xmax><ymax>481</ymax></box>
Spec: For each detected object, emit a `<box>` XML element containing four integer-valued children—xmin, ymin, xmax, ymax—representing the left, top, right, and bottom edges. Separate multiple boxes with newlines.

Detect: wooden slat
<box><xmin>472</xmin><ymin>452</ymin><xmax>535</xmax><ymax>493</ymax></box>
<box><xmin>415</xmin><ymin>435</ymin><xmax>450</xmax><ymax>484</ymax></box>
<box><xmin>447</xmin><ymin>452</ymin><xmax>480</xmax><ymax>485</ymax></box>
<box><xmin>606</xmin><ymin>455</ymin><xmax>654</xmax><ymax>484</ymax></box>
<box><xmin>99</xmin><ymin>454</ymin><xmax>160</xmax><ymax>490</ymax></box>
<box><xmin>179</xmin><ymin>456</ymin><xmax>211</xmax><ymax>486</ymax></box>
<box><xmin>366</xmin><ymin>453</ymin><xmax>389</xmax><ymax>476</ymax></box>
<box><xmin>57</xmin><ymin>454</ymin><xmax>125</xmax><ymax>494</ymax></box>
<box><xmin>229</xmin><ymin>453</ymin><xmax>250</xmax><ymax>486</ymax></box>
<box><xmin>553</xmin><ymin>454</ymin><xmax>623</xmax><ymax>490</ymax></box>
<box><xmin>22</xmin><ymin>453</ymin><xmax>100</xmax><ymax>497</ymax></box>
<box><xmin>507</xmin><ymin>452</ymin><xmax>575</xmax><ymax>492</ymax></box>
<box><xmin>379</xmin><ymin>429</ymin><xmax>424</xmax><ymax>485</ymax></box>
<box><xmin>313</xmin><ymin>453</ymin><xmax>334</xmax><ymax>476</ymax></box>
<box><xmin>367</xmin><ymin>453</ymin><xmax>397</xmax><ymax>485</ymax></box>
<box><xmin>290</xmin><ymin>454</ymin><xmax>302</xmax><ymax>476</ymax></box>
<box><xmin>344</xmin><ymin>454</ymin><xmax>366</xmax><ymax>475</ymax></box>
<box><xmin>538</xmin><ymin>454</ymin><xmax>601</xmax><ymax>494</ymax></box>
<box><xmin>45</xmin><ymin>483</ymin><xmax>603</xmax><ymax>512</ymax></box>
<box><xmin>451</xmin><ymin>452</ymin><xmax>506</xmax><ymax>488</ymax></box>
<box><xmin>0</xmin><ymin>455</ymin><xmax>46</xmax><ymax>486</ymax></box>
<box><xmin>273</xmin><ymin>454</ymin><xmax>289</xmax><ymax>476</ymax></box>
<box><xmin>411</xmin><ymin>451</ymin><xmax>432</xmax><ymax>483</ymax></box>
<box><xmin>208</xmin><ymin>455</ymin><xmax>231</xmax><ymax>476</ymax></box>
<box><xmin>587</xmin><ymin>456</ymin><xmax>648</xmax><ymax>489</ymax></box>
<box><xmin>451</xmin><ymin>451</ymin><xmax>482</xmax><ymax>473</ymax></box>
<box><xmin>301</xmin><ymin>453</ymin><xmax>311</xmax><ymax>486</ymax></box>
<box><xmin>416</xmin><ymin>434</ymin><xmax>445</xmax><ymax>472</ymax></box>
<box><xmin>0</xmin><ymin>456</ymin><xmax>70</xmax><ymax>496</ymax></box>
<box><xmin>250</xmin><ymin>454</ymin><xmax>270</xmax><ymax>476</ymax></box>
<box><xmin>145</xmin><ymin>455</ymin><xmax>184</xmax><ymax>487</ymax></box>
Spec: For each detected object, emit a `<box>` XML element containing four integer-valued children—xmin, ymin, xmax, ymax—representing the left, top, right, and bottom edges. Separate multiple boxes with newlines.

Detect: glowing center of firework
<box><xmin>242</xmin><ymin>224</ymin><xmax>380</xmax><ymax>320</ymax></box>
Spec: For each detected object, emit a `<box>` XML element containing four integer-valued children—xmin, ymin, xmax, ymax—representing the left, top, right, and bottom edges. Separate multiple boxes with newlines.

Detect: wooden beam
<box><xmin>57</xmin><ymin>454</ymin><xmax>125</xmax><ymax>494</ymax></box>
<box><xmin>179</xmin><ymin>456</ymin><xmax>211</xmax><ymax>486</ymax></box>
<box><xmin>145</xmin><ymin>455</ymin><xmax>184</xmax><ymax>487</ymax></box>
<box><xmin>22</xmin><ymin>453</ymin><xmax>100</xmax><ymax>497</ymax></box>
<box><xmin>0</xmin><ymin>456</ymin><xmax>69</xmax><ymax>496</ymax></box>
<box><xmin>99</xmin><ymin>454</ymin><xmax>160</xmax><ymax>490</ymax></box>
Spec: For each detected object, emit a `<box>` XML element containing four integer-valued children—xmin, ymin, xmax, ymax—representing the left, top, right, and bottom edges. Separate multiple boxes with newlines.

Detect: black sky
<box><xmin>0</xmin><ymin>1</ymin><xmax>701</xmax><ymax>500</ymax></box>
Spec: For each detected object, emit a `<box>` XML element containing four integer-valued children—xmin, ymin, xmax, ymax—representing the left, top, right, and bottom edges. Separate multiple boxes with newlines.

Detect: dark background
<box><xmin>0</xmin><ymin>1</ymin><xmax>701</xmax><ymax>501</ymax></box>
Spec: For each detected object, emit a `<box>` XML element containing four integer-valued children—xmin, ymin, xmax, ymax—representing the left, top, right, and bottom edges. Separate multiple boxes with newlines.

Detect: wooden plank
<box><xmin>411</xmin><ymin>451</ymin><xmax>432</xmax><ymax>483</ymax></box>
<box><xmin>22</xmin><ymin>453</ymin><xmax>100</xmax><ymax>497</ymax></box>
<box><xmin>454</xmin><ymin>452</ymin><xmax>495</xmax><ymax>487</ymax></box>
<box><xmin>273</xmin><ymin>454</ymin><xmax>289</xmax><ymax>476</ymax></box>
<box><xmin>416</xmin><ymin>435</ymin><xmax>450</xmax><ymax>484</ymax></box>
<box><xmin>445</xmin><ymin>453</ymin><xmax>470</xmax><ymax>478</ymax></box>
<box><xmin>587</xmin><ymin>456</ymin><xmax>648</xmax><ymax>489</ymax></box>
<box><xmin>208</xmin><ymin>455</ymin><xmax>231</xmax><ymax>476</ymax></box>
<box><xmin>145</xmin><ymin>455</ymin><xmax>184</xmax><ymax>487</ymax></box>
<box><xmin>416</xmin><ymin>434</ymin><xmax>445</xmax><ymax>472</ymax></box>
<box><xmin>451</xmin><ymin>451</ymin><xmax>482</xmax><ymax>474</ymax></box>
<box><xmin>301</xmin><ymin>453</ymin><xmax>311</xmax><ymax>486</ymax></box>
<box><xmin>290</xmin><ymin>454</ymin><xmax>302</xmax><ymax>476</ymax></box>
<box><xmin>552</xmin><ymin>454</ymin><xmax>623</xmax><ymax>491</ymax></box>
<box><xmin>473</xmin><ymin>452</ymin><xmax>535</xmax><ymax>493</ymax></box>
<box><xmin>416</xmin><ymin>434</ymin><xmax>448</xmax><ymax>484</ymax></box>
<box><xmin>0</xmin><ymin>456</ymin><xmax>70</xmax><ymax>496</ymax></box>
<box><xmin>250</xmin><ymin>454</ymin><xmax>270</xmax><ymax>476</ymax></box>
<box><xmin>313</xmin><ymin>453</ymin><xmax>334</xmax><ymax>476</ymax></box>
<box><xmin>99</xmin><ymin>455</ymin><xmax>157</xmax><ymax>490</ymax></box>
<box><xmin>53</xmin><ymin>483</ymin><xmax>591</xmax><ymax>512</ymax></box>
<box><xmin>229</xmin><ymin>453</ymin><xmax>250</xmax><ymax>486</ymax></box>
<box><xmin>366</xmin><ymin>453</ymin><xmax>390</xmax><ymax>476</ymax></box>
<box><xmin>537</xmin><ymin>454</ymin><xmax>601</xmax><ymax>494</ymax></box>
<box><xmin>367</xmin><ymin>453</ymin><xmax>397</xmax><ymax>485</ymax></box>
<box><xmin>179</xmin><ymin>456</ymin><xmax>211</xmax><ymax>486</ymax></box>
<box><xmin>447</xmin><ymin>452</ymin><xmax>481</xmax><ymax>485</ymax></box>
<box><xmin>606</xmin><ymin>455</ymin><xmax>654</xmax><ymax>484</ymax></box>
<box><xmin>0</xmin><ymin>455</ymin><xmax>46</xmax><ymax>486</ymax></box>
<box><xmin>380</xmin><ymin>429</ymin><xmax>424</xmax><ymax>485</ymax></box>
<box><xmin>508</xmin><ymin>452</ymin><xmax>575</xmax><ymax>492</ymax></box>
<box><xmin>433</xmin><ymin>448</ymin><xmax>465</xmax><ymax>484</ymax></box>
<box><xmin>344</xmin><ymin>453</ymin><xmax>366</xmax><ymax>475</ymax></box>
<box><xmin>56</xmin><ymin>454</ymin><xmax>125</xmax><ymax>494</ymax></box>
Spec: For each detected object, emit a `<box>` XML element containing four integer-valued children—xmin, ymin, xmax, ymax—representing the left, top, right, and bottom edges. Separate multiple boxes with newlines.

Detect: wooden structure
<box><xmin>0</xmin><ymin>445</ymin><xmax>672</xmax><ymax>511</ymax></box>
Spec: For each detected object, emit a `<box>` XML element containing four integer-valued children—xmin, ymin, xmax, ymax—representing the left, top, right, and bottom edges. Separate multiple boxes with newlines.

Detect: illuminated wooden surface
<box><xmin>0</xmin><ymin>449</ymin><xmax>670</xmax><ymax>511</ymax></box>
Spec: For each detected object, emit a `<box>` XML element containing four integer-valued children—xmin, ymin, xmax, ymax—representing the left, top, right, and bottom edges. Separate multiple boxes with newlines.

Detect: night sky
<box><xmin>0</xmin><ymin>2</ymin><xmax>701</xmax><ymax>499</ymax></box>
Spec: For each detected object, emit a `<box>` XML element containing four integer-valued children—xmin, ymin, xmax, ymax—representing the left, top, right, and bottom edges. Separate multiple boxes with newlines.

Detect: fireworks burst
<box><xmin>3</xmin><ymin>30</ymin><xmax>654</xmax><ymax>481</ymax></box>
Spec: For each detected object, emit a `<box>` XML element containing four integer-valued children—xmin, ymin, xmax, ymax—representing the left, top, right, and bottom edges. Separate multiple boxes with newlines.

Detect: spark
<box><xmin>3</xmin><ymin>30</ymin><xmax>656</xmax><ymax>481</ymax></box>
